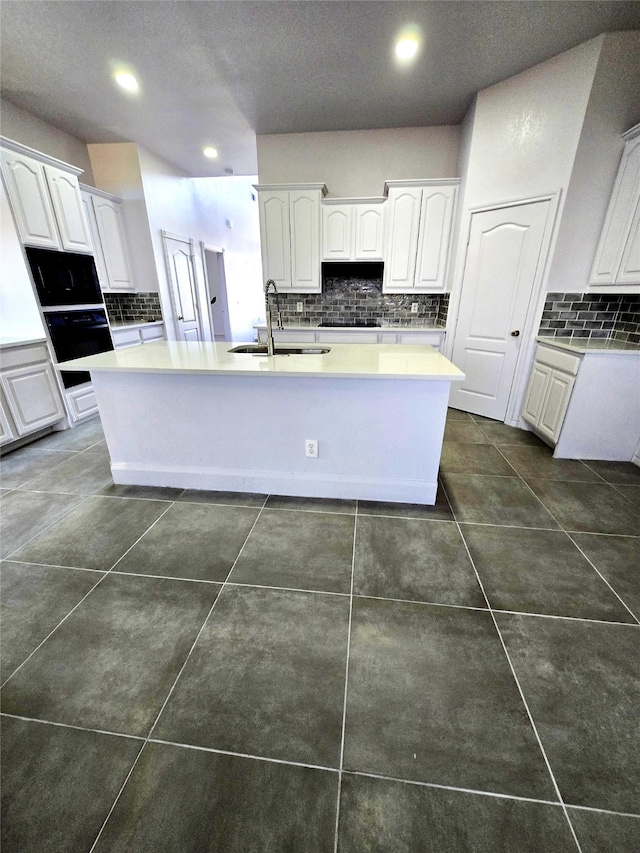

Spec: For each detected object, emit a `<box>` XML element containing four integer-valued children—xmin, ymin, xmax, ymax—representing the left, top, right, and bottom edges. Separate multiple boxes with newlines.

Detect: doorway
<box><xmin>448</xmin><ymin>197</ymin><xmax>557</xmax><ymax>422</ymax></box>
<box><xmin>161</xmin><ymin>231</ymin><xmax>204</xmax><ymax>342</ymax></box>
<box><xmin>201</xmin><ymin>244</ymin><xmax>232</xmax><ymax>341</ymax></box>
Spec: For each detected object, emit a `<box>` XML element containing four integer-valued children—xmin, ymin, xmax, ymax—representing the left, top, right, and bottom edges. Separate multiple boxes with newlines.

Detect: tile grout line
<box><xmin>490</xmin><ymin>442</ymin><xmax>640</xmax><ymax>623</ymax></box>
<box><xmin>333</xmin><ymin>502</ymin><xmax>358</xmax><ymax>853</ymax></box>
<box><xmin>3</xmin><ymin>493</ymin><xmax>93</xmax><ymax>562</ymax></box>
<box><xmin>0</xmin><ymin>499</ymin><xmax>177</xmax><ymax>689</ymax></box>
<box><xmin>564</xmin><ymin>533</ymin><xmax>640</xmax><ymax>625</ymax></box>
<box><xmin>3</xmin><ymin>709</ymin><xmax>640</xmax><ymax>822</ymax></box>
<box><xmin>439</xmin><ymin>476</ymin><xmax>584</xmax><ymax>853</ymax></box>
<box><xmin>86</xmin><ymin>500</ymin><xmax>269</xmax><ymax>853</ymax></box>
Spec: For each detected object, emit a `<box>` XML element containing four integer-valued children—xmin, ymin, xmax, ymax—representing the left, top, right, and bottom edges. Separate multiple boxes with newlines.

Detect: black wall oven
<box><xmin>26</xmin><ymin>246</ymin><xmax>102</xmax><ymax>307</ymax></box>
<box><xmin>45</xmin><ymin>309</ymin><xmax>114</xmax><ymax>388</ymax></box>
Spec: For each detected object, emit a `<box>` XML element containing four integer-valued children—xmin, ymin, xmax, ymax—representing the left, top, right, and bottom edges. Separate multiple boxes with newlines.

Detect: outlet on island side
<box><xmin>411</xmin><ymin>302</ymin><xmax>419</xmax><ymax>314</ymax></box>
<box><xmin>305</xmin><ymin>439</ymin><xmax>318</xmax><ymax>458</ymax></box>
<box><xmin>296</xmin><ymin>302</ymin><xmax>304</xmax><ymax>312</ymax></box>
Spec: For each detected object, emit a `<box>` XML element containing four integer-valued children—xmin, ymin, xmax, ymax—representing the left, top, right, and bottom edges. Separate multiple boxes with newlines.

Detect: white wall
<box><xmin>547</xmin><ymin>32</ymin><xmax>640</xmax><ymax>292</ymax></box>
<box><xmin>88</xmin><ymin>143</ymin><xmax>160</xmax><ymax>296</ymax></box>
<box><xmin>0</xmin><ymin>178</ymin><xmax>45</xmax><ymax>342</ymax></box>
<box><xmin>1</xmin><ymin>97</ymin><xmax>95</xmax><ymax>184</ymax></box>
<box><xmin>191</xmin><ymin>177</ymin><xmax>264</xmax><ymax>340</ymax></box>
<box><xmin>257</xmin><ymin>126</ymin><xmax>460</xmax><ymax>197</ymax></box>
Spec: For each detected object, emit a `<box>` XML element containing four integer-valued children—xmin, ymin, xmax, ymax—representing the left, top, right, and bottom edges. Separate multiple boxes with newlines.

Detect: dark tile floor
<box><xmin>1</xmin><ymin>412</ymin><xmax>639</xmax><ymax>852</ymax></box>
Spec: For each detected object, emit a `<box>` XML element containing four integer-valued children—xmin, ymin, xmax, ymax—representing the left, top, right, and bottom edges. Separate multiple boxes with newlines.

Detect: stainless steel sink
<box><xmin>229</xmin><ymin>344</ymin><xmax>330</xmax><ymax>356</ymax></box>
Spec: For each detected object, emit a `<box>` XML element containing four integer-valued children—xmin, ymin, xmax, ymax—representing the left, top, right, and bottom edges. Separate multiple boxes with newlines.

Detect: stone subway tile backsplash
<box><xmin>538</xmin><ymin>292</ymin><xmax>640</xmax><ymax>345</ymax></box>
<box><xmin>104</xmin><ymin>292</ymin><xmax>163</xmax><ymax>325</ymax></box>
<box><xmin>273</xmin><ymin>265</ymin><xmax>448</xmax><ymax>327</ymax></box>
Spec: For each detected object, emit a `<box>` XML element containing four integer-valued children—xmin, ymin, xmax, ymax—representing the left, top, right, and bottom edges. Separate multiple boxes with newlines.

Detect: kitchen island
<box><xmin>58</xmin><ymin>342</ymin><xmax>464</xmax><ymax>504</ymax></box>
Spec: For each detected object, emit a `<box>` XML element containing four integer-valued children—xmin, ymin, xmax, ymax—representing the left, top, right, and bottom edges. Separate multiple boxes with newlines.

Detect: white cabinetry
<box><xmin>589</xmin><ymin>125</ymin><xmax>640</xmax><ymax>292</ymax></box>
<box><xmin>256</xmin><ymin>184</ymin><xmax>327</xmax><ymax>292</ymax></box>
<box><xmin>0</xmin><ymin>342</ymin><xmax>65</xmax><ymax>440</ymax></box>
<box><xmin>0</xmin><ymin>141</ymin><xmax>91</xmax><ymax>253</ymax></box>
<box><xmin>383</xmin><ymin>180</ymin><xmax>458</xmax><ymax>293</ymax></box>
<box><xmin>80</xmin><ymin>185</ymin><xmax>135</xmax><ymax>292</ymax></box>
<box><xmin>111</xmin><ymin>322</ymin><xmax>165</xmax><ymax>349</ymax></box>
<box><xmin>522</xmin><ymin>344</ymin><xmax>578</xmax><ymax>444</ymax></box>
<box><xmin>255</xmin><ymin>326</ymin><xmax>446</xmax><ymax>352</ymax></box>
<box><xmin>322</xmin><ymin>199</ymin><xmax>386</xmax><ymax>261</ymax></box>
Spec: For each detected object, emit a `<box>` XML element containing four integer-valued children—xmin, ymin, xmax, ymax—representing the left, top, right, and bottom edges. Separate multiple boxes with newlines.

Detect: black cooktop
<box><xmin>318</xmin><ymin>321</ymin><xmax>381</xmax><ymax>328</ymax></box>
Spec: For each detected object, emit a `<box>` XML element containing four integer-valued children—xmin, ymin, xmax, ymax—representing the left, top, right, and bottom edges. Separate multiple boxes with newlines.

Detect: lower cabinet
<box><xmin>522</xmin><ymin>341</ymin><xmax>640</xmax><ymax>460</ymax></box>
<box><xmin>255</xmin><ymin>327</ymin><xmax>446</xmax><ymax>352</ymax></box>
<box><xmin>522</xmin><ymin>344</ymin><xmax>579</xmax><ymax>445</ymax></box>
<box><xmin>65</xmin><ymin>384</ymin><xmax>98</xmax><ymax>424</ymax></box>
<box><xmin>0</xmin><ymin>341</ymin><xmax>66</xmax><ymax>441</ymax></box>
<box><xmin>111</xmin><ymin>322</ymin><xmax>165</xmax><ymax>349</ymax></box>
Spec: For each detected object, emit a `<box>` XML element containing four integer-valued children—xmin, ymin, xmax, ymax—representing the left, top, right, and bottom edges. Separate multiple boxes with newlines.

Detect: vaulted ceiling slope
<box><xmin>1</xmin><ymin>1</ymin><xmax>640</xmax><ymax>177</ymax></box>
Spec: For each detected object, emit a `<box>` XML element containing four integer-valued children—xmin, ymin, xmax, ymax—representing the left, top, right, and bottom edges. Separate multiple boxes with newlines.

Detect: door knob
<box><xmin>511</xmin><ymin>330</ymin><xmax>520</xmax><ymax>337</ymax></box>
<box><xmin>178</xmin><ymin>315</ymin><xmax>184</xmax><ymax>321</ymax></box>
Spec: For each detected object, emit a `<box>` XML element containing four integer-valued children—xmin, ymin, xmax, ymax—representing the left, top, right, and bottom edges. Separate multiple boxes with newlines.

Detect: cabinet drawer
<box><xmin>397</xmin><ymin>331</ymin><xmax>445</xmax><ymax>349</ymax></box>
<box><xmin>112</xmin><ymin>328</ymin><xmax>142</xmax><ymax>349</ymax></box>
<box><xmin>140</xmin><ymin>324</ymin><xmax>165</xmax><ymax>342</ymax></box>
<box><xmin>317</xmin><ymin>331</ymin><xmax>379</xmax><ymax>344</ymax></box>
<box><xmin>0</xmin><ymin>343</ymin><xmax>50</xmax><ymax>370</ymax></box>
<box><xmin>275</xmin><ymin>330</ymin><xmax>317</xmax><ymax>344</ymax></box>
<box><xmin>534</xmin><ymin>345</ymin><xmax>581</xmax><ymax>376</ymax></box>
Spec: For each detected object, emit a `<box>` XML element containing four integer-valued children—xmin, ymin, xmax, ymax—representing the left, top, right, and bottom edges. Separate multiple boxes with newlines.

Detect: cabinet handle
<box><xmin>511</xmin><ymin>330</ymin><xmax>520</xmax><ymax>337</ymax></box>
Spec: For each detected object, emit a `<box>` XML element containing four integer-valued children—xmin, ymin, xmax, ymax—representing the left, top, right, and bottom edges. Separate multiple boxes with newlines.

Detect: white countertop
<box><xmin>58</xmin><ymin>341</ymin><xmax>465</xmax><ymax>382</ymax></box>
<box><xmin>0</xmin><ymin>336</ymin><xmax>47</xmax><ymax>349</ymax></box>
<box><xmin>536</xmin><ymin>336</ymin><xmax>640</xmax><ymax>355</ymax></box>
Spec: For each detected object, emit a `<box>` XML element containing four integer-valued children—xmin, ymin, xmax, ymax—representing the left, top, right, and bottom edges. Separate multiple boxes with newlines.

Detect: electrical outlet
<box><xmin>305</xmin><ymin>439</ymin><xmax>318</xmax><ymax>458</ymax></box>
<box><xmin>411</xmin><ymin>302</ymin><xmax>419</xmax><ymax>314</ymax></box>
<box><xmin>296</xmin><ymin>302</ymin><xmax>304</xmax><ymax>312</ymax></box>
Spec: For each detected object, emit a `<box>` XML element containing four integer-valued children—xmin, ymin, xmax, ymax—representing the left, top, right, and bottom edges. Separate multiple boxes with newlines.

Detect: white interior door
<box><xmin>449</xmin><ymin>200</ymin><xmax>551</xmax><ymax>419</ymax></box>
<box><xmin>203</xmin><ymin>247</ymin><xmax>232</xmax><ymax>341</ymax></box>
<box><xmin>162</xmin><ymin>233</ymin><xmax>202</xmax><ymax>342</ymax></box>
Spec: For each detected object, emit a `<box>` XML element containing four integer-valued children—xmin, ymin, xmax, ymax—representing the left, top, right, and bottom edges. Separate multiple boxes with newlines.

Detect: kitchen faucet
<box><xmin>264</xmin><ymin>279</ymin><xmax>283</xmax><ymax>356</ymax></box>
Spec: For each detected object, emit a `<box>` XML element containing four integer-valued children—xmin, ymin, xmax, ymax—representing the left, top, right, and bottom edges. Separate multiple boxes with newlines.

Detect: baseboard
<box><xmin>110</xmin><ymin>462</ymin><xmax>439</xmax><ymax>505</ymax></box>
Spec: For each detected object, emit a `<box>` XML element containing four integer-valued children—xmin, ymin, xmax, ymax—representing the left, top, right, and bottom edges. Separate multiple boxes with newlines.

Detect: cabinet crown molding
<box><xmin>384</xmin><ymin>178</ymin><xmax>461</xmax><ymax>195</ymax></box>
<box><xmin>79</xmin><ymin>182</ymin><xmax>122</xmax><ymax>203</ymax></box>
<box><xmin>0</xmin><ymin>136</ymin><xmax>84</xmax><ymax>176</ymax></box>
<box><xmin>622</xmin><ymin>123</ymin><xmax>640</xmax><ymax>142</ymax></box>
<box><xmin>322</xmin><ymin>196</ymin><xmax>386</xmax><ymax>205</ymax></box>
<box><xmin>253</xmin><ymin>183</ymin><xmax>327</xmax><ymax>195</ymax></box>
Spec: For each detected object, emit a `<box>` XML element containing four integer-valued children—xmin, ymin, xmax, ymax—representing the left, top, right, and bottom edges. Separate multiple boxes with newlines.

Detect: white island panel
<box><xmin>60</xmin><ymin>342</ymin><xmax>464</xmax><ymax>504</ymax></box>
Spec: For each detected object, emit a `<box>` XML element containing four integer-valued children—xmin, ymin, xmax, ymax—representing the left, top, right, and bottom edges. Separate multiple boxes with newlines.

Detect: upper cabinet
<box><xmin>322</xmin><ymin>199</ymin><xmax>386</xmax><ymax>261</ymax></box>
<box><xmin>383</xmin><ymin>180</ymin><xmax>459</xmax><ymax>293</ymax></box>
<box><xmin>0</xmin><ymin>143</ymin><xmax>92</xmax><ymax>253</ymax></box>
<box><xmin>589</xmin><ymin>125</ymin><xmax>640</xmax><ymax>292</ymax></box>
<box><xmin>256</xmin><ymin>184</ymin><xmax>327</xmax><ymax>292</ymax></box>
<box><xmin>81</xmin><ymin>186</ymin><xmax>135</xmax><ymax>292</ymax></box>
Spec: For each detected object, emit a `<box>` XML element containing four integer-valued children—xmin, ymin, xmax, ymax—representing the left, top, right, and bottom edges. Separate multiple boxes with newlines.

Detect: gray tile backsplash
<box><xmin>104</xmin><ymin>293</ymin><xmax>163</xmax><ymax>325</ymax></box>
<box><xmin>538</xmin><ymin>293</ymin><xmax>640</xmax><ymax>345</ymax></box>
<box><xmin>273</xmin><ymin>264</ymin><xmax>448</xmax><ymax>327</ymax></box>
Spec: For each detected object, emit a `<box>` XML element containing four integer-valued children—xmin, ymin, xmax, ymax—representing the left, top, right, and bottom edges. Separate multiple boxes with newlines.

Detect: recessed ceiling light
<box><xmin>114</xmin><ymin>71</ymin><xmax>139</xmax><ymax>93</ymax></box>
<box><xmin>203</xmin><ymin>147</ymin><xmax>218</xmax><ymax>159</ymax></box>
<box><xmin>394</xmin><ymin>26</ymin><xmax>421</xmax><ymax>63</ymax></box>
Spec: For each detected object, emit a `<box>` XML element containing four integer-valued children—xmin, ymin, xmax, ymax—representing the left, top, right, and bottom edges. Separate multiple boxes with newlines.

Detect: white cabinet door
<box><xmin>81</xmin><ymin>190</ymin><xmax>109</xmax><ymax>288</ymax></box>
<box><xmin>0</xmin><ymin>149</ymin><xmax>61</xmax><ymax>249</ymax></box>
<box><xmin>322</xmin><ymin>205</ymin><xmax>353</xmax><ymax>260</ymax></box>
<box><xmin>589</xmin><ymin>134</ymin><xmax>640</xmax><ymax>288</ymax></box>
<box><xmin>616</xmin><ymin>197</ymin><xmax>640</xmax><ymax>285</ymax></box>
<box><xmin>383</xmin><ymin>187</ymin><xmax>422</xmax><ymax>292</ymax></box>
<box><xmin>1</xmin><ymin>362</ymin><xmax>65</xmax><ymax>436</ymax></box>
<box><xmin>0</xmin><ymin>390</ymin><xmax>17</xmax><ymax>447</ymax></box>
<box><xmin>43</xmin><ymin>165</ymin><xmax>92</xmax><ymax>253</ymax></box>
<box><xmin>290</xmin><ymin>190</ymin><xmax>321</xmax><ymax>292</ymax></box>
<box><xmin>522</xmin><ymin>361</ymin><xmax>552</xmax><ymax>426</ymax></box>
<box><xmin>537</xmin><ymin>370</ymin><xmax>575</xmax><ymax>443</ymax></box>
<box><xmin>415</xmin><ymin>186</ymin><xmax>456</xmax><ymax>291</ymax></box>
<box><xmin>258</xmin><ymin>191</ymin><xmax>291</xmax><ymax>289</ymax></box>
<box><xmin>355</xmin><ymin>204</ymin><xmax>385</xmax><ymax>260</ymax></box>
<box><xmin>92</xmin><ymin>197</ymin><xmax>135</xmax><ymax>291</ymax></box>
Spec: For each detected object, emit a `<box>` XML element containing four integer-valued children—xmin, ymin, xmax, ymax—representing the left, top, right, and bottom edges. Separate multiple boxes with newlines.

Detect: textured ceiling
<box><xmin>1</xmin><ymin>1</ymin><xmax>639</xmax><ymax>177</ymax></box>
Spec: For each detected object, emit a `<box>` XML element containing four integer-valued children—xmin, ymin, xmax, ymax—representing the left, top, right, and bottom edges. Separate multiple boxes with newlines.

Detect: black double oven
<box><xmin>26</xmin><ymin>247</ymin><xmax>114</xmax><ymax>389</ymax></box>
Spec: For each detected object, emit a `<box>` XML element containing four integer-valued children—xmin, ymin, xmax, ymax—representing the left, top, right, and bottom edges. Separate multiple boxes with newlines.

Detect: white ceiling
<box><xmin>1</xmin><ymin>1</ymin><xmax>639</xmax><ymax>178</ymax></box>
